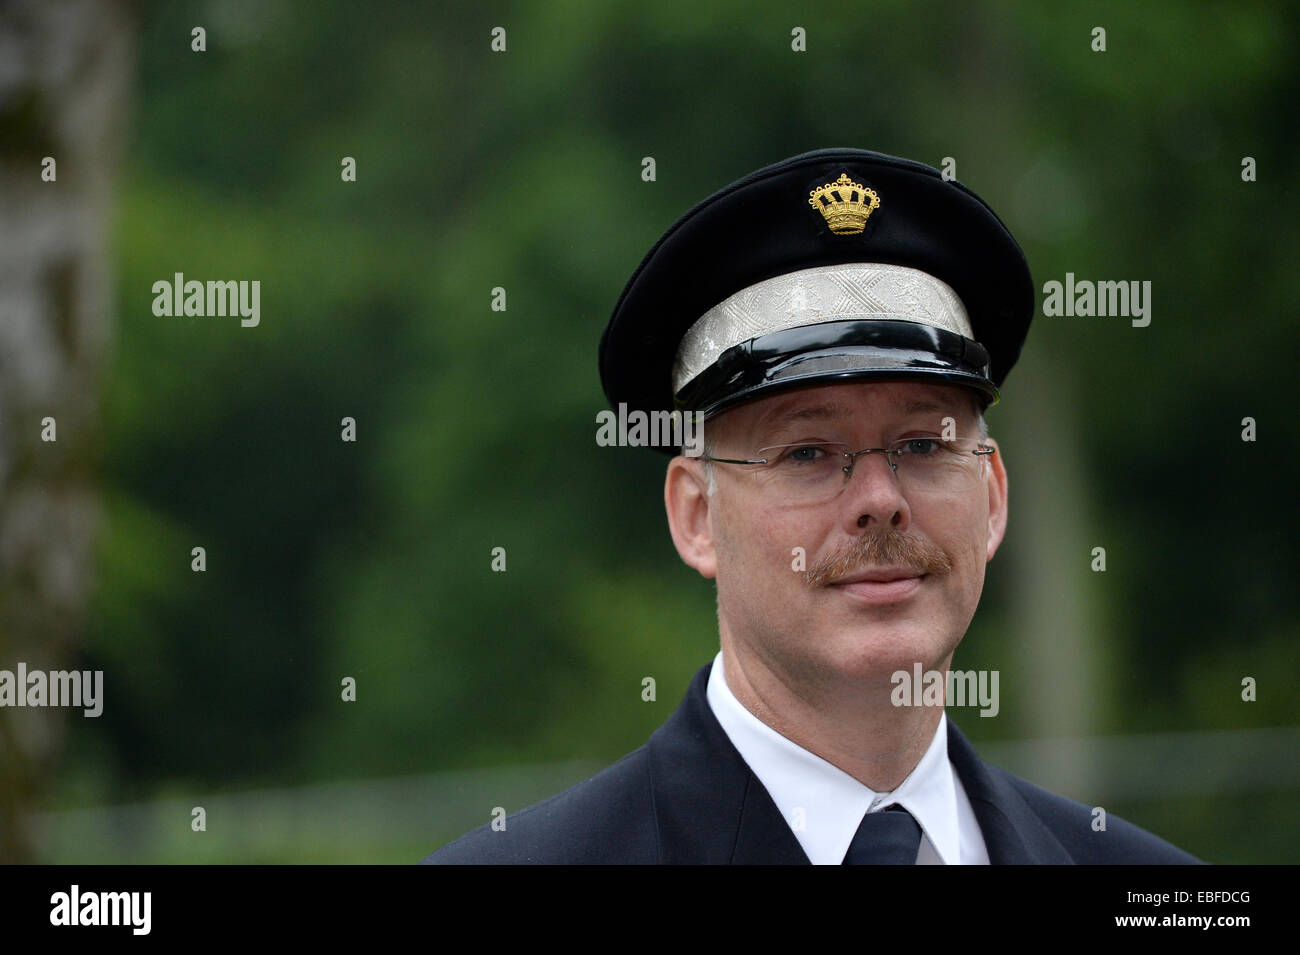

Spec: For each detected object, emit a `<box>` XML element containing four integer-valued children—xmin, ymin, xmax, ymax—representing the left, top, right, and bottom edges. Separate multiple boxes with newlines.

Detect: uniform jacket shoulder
<box><xmin>421</xmin><ymin>745</ymin><xmax>659</xmax><ymax>864</ymax></box>
<box><xmin>420</xmin><ymin>661</ymin><xmax>803</xmax><ymax>865</ymax></box>
<box><xmin>989</xmin><ymin>761</ymin><xmax>1203</xmax><ymax>864</ymax></box>
<box><xmin>945</xmin><ymin>719</ymin><xmax>1204</xmax><ymax>864</ymax></box>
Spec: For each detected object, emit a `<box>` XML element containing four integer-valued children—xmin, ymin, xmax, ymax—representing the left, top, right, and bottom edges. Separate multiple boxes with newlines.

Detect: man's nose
<box><xmin>842</xmin><ymin>450</ymin><xmax>911</xmax><ymax>530</ymax></box>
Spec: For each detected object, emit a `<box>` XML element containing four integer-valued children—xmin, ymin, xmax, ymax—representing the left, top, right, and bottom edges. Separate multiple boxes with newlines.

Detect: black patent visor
<box><xmin>673</xmin><ymin>319</ymin><xmax>998</xmax><ymax>419</ymax></box>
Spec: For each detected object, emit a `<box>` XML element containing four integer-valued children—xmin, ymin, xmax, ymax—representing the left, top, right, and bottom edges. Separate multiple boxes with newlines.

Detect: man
<box><xmin>424</xmin><ymin>147</ymin><xmax>1201</xmax><ymax>864</ymax></box>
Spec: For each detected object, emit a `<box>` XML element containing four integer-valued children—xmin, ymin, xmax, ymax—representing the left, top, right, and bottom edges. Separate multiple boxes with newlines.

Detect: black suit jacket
<box><xmin>423</xmin><ymin>661</ymin><xmax>1202</xmax><ymax>864</ymax></box>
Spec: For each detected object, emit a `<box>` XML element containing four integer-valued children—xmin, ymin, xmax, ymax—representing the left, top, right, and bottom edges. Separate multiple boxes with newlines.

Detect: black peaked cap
<box><xmin>599</xmin><ymin>147</ymin><xmax>1034</xmax><ymax>452</ymax></box>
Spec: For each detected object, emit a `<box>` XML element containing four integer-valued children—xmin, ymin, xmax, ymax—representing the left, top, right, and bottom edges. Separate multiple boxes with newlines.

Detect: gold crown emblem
<box><xmin>807</xmin><ymin>173</ymin><xmax>881</xmax><ymax>235</ymax></box>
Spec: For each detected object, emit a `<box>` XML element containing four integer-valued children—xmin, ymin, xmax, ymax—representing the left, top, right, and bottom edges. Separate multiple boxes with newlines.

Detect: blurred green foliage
<box><xmin>44</xmin><ymin>0</ymin><xmax>1299</xmax><ymax>862</ymax></box>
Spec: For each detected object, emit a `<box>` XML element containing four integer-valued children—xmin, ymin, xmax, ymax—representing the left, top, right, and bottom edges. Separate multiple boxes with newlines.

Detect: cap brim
<box><xmin>672</xmin><ymin>319</ymin><xmax>997</xmax><ymax>427</ymax></box>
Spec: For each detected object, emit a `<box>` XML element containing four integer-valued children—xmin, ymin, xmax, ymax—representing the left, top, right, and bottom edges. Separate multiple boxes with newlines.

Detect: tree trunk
<box><xmin>0</xmin><ymin>0</ymin><xmax>132</xmax><ymax>862</ymax></box>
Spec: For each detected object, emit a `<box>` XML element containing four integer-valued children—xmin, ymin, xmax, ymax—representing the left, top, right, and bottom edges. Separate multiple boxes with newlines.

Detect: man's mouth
<box><xmin>828</xmin><ymin>568</ymin><xmax>927</xmax><ymax>603</ymax></box>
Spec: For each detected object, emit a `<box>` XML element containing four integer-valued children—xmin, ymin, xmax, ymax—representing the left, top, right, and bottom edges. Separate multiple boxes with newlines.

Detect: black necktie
<box><xmin>842</xmin><ymin>805</ymin><xmax>922</xmax><ymax>865</ymax></box>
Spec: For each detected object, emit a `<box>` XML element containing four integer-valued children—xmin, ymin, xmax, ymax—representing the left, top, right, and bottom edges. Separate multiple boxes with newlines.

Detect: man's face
<box><xmin>665</xmin><ymin>380</ymin><xmax>1009</xmax><ymax>695</ymax></box>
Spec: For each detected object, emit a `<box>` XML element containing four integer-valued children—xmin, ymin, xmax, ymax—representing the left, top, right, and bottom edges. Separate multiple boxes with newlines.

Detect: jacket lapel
<box><xmin>648</xmin><ymin>661</ymin><xmax>1074</xmax><ymax>864</ymax></box>
<box><xmin>946</xmin><ymin>718</ymin><xmax>1075</xmax><ymax>863</ymax></box>
<box><xmin>647</xmin><ymin>662</ymin><xmax>809</xmax><ymax>864</ymax></box>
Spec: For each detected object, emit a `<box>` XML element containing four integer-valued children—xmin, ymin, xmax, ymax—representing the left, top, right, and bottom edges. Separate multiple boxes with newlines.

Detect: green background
<box><xmin>13</xmin><ymin>0</ymin><xmax>1299</xmax><ymax>862</ymax></box>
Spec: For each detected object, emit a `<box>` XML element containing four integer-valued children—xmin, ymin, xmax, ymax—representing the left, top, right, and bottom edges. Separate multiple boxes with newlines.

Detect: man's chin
<box><xmin>811</xmin><ymin>624</ymin><xmax>959</xmax><ymax>686</ymax></box>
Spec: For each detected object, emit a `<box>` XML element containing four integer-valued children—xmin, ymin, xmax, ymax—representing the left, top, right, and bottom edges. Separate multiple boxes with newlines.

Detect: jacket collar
<box><xmin>944</xmin><ymin>717</ymin><xmax>1075</xmax><ymax>863</ymax></box>
<box><xmin>647</xmin><ymin>662</ymin><xmax>809</xmax><ymax>863</ymax></box>
<box><xmin>647</xmin><ymin>659</ymin><xmax>1076</xmax><ymax>864</ymax></box>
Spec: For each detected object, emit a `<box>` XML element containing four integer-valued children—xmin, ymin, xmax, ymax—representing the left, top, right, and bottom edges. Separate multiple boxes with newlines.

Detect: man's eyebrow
<box><xmin>757</xmin><ymin>401</ymin><xmax>857</xmax><ymax>430</ymax></box>
<box><xmin>899</xmin><ymin>398</ymin><xmax>952</xmax><ymax>416</ymax></box>
<box><xmin>762</xmin><ymin>397</ymin><xmax>958</xmax><ymax>427</ymax></box>
<box><xmin>787</xmin><ymin>402</ymin><xmax>858</xmax><ymax>422</ymax></box>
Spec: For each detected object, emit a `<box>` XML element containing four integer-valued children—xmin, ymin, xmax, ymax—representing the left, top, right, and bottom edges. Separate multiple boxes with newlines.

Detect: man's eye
<box><xmin>901</xmin><ymin>438</ymin><xmax>942</xmax><ymax>455</ymax></box>
<box><xmin>783</xmin><ymin>445</ymin><xmax>828</xmax><ymax>463</ymax></box>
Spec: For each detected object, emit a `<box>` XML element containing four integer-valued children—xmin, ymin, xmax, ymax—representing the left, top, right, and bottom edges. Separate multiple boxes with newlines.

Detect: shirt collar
<box><xmin>705</xmin><ymin>650</ymin><xmax>964</xmax><ymax>864</ymax></box>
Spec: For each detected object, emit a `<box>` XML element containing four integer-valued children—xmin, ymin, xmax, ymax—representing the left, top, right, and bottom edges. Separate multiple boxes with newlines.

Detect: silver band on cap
<box><xmin>671</xmin><ymin>262</ymin><xmax>973</xmax><ymax>393</ymax></box>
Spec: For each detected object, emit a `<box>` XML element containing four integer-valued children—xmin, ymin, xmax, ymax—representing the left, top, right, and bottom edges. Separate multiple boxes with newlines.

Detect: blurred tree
<box><xmin>0</xmin><ymin>0</ymin><xmax>132</xmax><ymax>861</ymax></box>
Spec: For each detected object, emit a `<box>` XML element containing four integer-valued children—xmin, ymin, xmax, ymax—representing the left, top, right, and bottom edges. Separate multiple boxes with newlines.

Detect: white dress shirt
<box><xmin>705</xmin><ymin>651</ymin><xmax>990</xmax><ymax>865</ymax></box>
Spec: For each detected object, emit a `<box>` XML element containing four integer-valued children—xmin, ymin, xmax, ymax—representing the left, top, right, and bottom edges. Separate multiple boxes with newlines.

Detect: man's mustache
<box><xmin>804</xmin><ymin>530</ymin><xmax>953</xmax><ymax>588</ymax></box>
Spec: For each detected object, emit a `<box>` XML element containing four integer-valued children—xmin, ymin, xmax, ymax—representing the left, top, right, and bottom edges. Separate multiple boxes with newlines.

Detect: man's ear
<box><xmin>983</xmin><ymin>437</ymin><xmax>1009</xmax><ymax>562</ymax></box>
<box><xmin>664</xmin><ymin>456</ymin><xmax>718</xmax><ymax>579</ymax></box>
